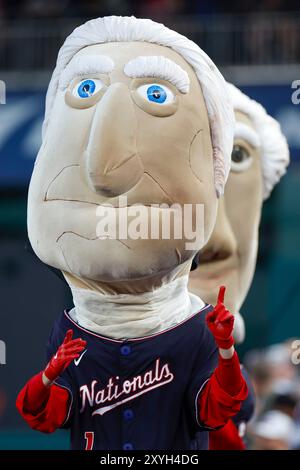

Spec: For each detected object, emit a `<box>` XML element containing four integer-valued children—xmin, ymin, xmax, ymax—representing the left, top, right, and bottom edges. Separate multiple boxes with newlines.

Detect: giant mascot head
<box><xmin>189</xmin><ymin>83</ymin><xmax>290</xmax><ymax>342</ymax></box>
<box><xmin>28</xmin><ymin>16</ymin><xmax>234</xmax><ymax>306</ymax></box>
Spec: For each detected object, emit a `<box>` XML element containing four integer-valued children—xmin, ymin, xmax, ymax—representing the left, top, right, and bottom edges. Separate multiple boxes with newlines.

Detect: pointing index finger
<box><xmin>63</xmin><ymin>329</ymin><xmax>73</xmax><ymax>344</ymax></box>
<box><xmin>217</xmin><ymin>286</ymin><xmax>226</xmax><ymax>304</ymax></box>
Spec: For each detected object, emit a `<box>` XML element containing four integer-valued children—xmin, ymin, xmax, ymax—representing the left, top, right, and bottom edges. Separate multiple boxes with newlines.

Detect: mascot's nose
<box><xmin>84</xmin><ymin>82</ymin><xmax>143</xmax><ymax>197</ymax></box>
<box><xmin>199</xmin><ymin>198</ymin><xmax>237</xmax><ymax>262</ymax></box>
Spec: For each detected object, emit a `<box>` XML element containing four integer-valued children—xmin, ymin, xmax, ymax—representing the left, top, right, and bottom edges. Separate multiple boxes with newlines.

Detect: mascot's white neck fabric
<box><xmin>69</xmin><ymin>275</ymin><xmax>205</xmax><ymax>339</ymax></box>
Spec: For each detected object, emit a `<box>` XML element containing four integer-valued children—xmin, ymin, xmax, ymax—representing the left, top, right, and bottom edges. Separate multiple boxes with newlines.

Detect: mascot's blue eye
<box><xmin>73</xmin><ymin>79</ymin><xmax>103</xmax><ymax>99</ymax></box>
<box><xmin>146</xmin><ymin>85</ymin><xmax>167</xmax><ymax>103</ymax></box>
<box><xmin>77</xmin><ymin>79</ymin><xmax>96</xmax><ymax>98</ymax></box>
<box><xmin>137</xmin><ymin>83</ymin><xmax>175</xmax><ymax>106</ymax></box>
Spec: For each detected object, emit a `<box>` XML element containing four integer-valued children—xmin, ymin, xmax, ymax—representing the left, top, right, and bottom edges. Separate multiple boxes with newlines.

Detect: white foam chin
<box><xmin>68</xmin><ymin>275</ymin><xmax>205</xmax><ymax>339</ymax></box>
<box><xmin>233</xmin><ymin>311</ymin><xmax>246</xmax><ymax>344</ymax></box>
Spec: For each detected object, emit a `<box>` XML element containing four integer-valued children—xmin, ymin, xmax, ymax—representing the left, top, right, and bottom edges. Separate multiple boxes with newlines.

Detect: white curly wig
<box><xmin>227</xmin><ymin>83</ymin><xmax>290</xmax><ymax>200</ymax></box>
<box><xmin>42</xmin><ymin>15</ymin><xmax>234</xmax><ymax>197</ymax></box>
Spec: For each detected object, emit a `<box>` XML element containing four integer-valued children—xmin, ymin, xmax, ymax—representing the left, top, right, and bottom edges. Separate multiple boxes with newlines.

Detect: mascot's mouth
<box><xmin>45</xmin><ymin>198</ymin><xmax>178</xmax><ymax>209</ymax></box>
<box><xmin>194</xmin><ymin>260</ymin><xmax>238</xmax><ymax>282</ymax></box>
<box><xmin>44</xmin><ymin>166</ymin><xmax>176</xmax><ymax>208</ymax></box>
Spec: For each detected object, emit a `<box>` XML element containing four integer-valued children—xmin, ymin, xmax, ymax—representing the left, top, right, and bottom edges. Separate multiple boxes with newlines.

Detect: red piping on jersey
<box><xmin>195</xmin><ymin>378</ymin><xmax>217</xmax><ymax>430</ymax></box>
<box><xmin>53</xmin><ymin>380</ymin><xmax>74</xmax><ymax>426</ymax></box>
<box><xmin>64</xmin><ymin>304</ymin><xmax>211</xmax><ymax>343</ymax></box>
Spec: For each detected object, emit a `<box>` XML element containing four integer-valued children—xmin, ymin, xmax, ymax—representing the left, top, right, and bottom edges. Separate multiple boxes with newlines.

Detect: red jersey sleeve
<box><xmin>16</xmin><ymin>371</ymin><xmax>71</xmax><ymax>433</ymax></box>
<box><xmin>209</xmin><ymin>419</ymin><xmax>246</xmax><ymax>450</ymax></box>
<box><xmin>197</xmin><ymin>351</ymin><xmax>248</xmax><ymax>429</ymax></box>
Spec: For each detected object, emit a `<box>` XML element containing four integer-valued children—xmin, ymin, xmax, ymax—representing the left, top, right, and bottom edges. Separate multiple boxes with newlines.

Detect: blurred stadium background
<box><xmin>0</xmin><ymin>0</ymin><xmax>300</xmax><ymax>450</ymax></box>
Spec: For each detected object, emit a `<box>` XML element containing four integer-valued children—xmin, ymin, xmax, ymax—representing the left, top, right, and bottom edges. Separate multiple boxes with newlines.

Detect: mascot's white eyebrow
<box><xmin>234</xmin><ymin>121</ymin><xmax>260</xmax><ymax>148</ymax></box>
<box><xmin>124</xmin><ymin>56</ymin><xmax>190</xmax><ymax>93</ymax></box>
<box><xmin>59</xmin><ymin>55</ymin><xmax>114</xmax><ymax>89</ymax></box>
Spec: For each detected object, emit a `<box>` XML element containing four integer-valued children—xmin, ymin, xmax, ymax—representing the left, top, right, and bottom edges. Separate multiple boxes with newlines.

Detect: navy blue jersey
<box><xmin>46</xmin><ymin>304</ymin><xmax>218</xmax><ymax>450</ymax></box>
<box><xmin>232</xmin><ymin>366</ymin><xmax>255</xmax><ymax>428</ymax></box>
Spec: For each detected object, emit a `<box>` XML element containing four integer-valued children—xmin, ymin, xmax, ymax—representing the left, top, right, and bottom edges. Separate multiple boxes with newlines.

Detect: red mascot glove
<box><xmin>44</xmin><ymin>329</ymin><xmax>86</xmax><ymax>383</ymax></box>
<box><xmin>206</xmin><ymin>286</ymin><xmax>234</xmax><ymax>350</ymax></box>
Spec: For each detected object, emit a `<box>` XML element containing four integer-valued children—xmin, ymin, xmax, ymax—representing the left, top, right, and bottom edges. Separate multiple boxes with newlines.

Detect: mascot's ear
<box><xmin>190</xmin><ymin>252</ymin><xmax>201</xmax><ymax>271</ymax></box>
<box><xmin>24</xmin><ymin>238</ymin><xmax>67</xmax><ymax>284</ymax></box>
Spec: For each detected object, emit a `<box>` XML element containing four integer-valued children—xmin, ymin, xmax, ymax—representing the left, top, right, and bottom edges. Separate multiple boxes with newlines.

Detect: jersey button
<box><xmin>123</xmin><ymin>442</ymin><xmax>134</xmax><ymax>450</ymax></box>
<box><xmin>120</xmin><ymin>345</ymin><xmax>131</xmax><ymax>356</ymax></box>
<box><xmin>123</xmin><ymin>409</ymin><xmax>134</xmax><ymax>420</ymax></box>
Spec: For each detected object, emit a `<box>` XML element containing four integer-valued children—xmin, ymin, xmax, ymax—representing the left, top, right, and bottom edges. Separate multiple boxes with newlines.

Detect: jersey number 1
<box><xmin>84</xmin><ymin>431</ymin><xmax>94</xmax><ymax>450</ymax></box>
